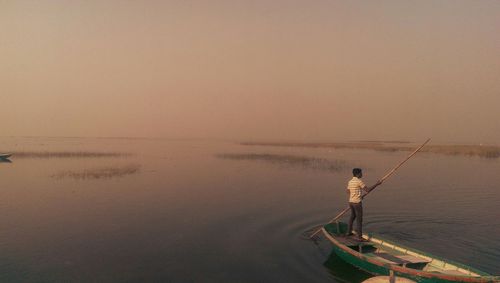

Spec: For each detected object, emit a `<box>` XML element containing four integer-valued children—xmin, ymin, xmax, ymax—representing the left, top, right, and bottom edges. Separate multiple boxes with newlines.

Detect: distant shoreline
<box><xmin>0</xmin><ymin>151</ymin><xmax>132</xmax><ymax>158</ymax></box>
<box><xmin>239</xmin><ymin>141</ymin><xmax>500</xmax><ymax>159</ymax></box>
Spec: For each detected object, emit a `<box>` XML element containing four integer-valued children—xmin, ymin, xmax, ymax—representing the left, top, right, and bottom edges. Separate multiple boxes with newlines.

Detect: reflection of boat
<box><xmin>0</xmin><ymin>153</ymin><xmax>12</xmax><ymax>159</ymax></box>
<box><xmin>324</xmin><ymin>249</ymin><xmax>373</xmax><ymax>282</ymax></box>
<box><xmin>322</xmin><ymin>222</ymin><xmax>499</xmax><ymax>283</ymax></box>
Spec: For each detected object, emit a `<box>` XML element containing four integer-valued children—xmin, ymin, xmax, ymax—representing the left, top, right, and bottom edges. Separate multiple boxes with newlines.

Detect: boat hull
<box><xmin>322</xmin><ymin>223</ymin><xmax>499</xmax><ymax>283</ymax></box>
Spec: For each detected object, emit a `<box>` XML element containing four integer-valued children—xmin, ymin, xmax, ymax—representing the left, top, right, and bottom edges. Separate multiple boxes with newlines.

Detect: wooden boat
<box><xmin>0</xmin><ymin>153</ymin><xmax>12</xmax><ymax>159</ymax></box>
<box><xmin>322</xmin><ymin>222</ymin><xmax>499</xmax><ymax>283</ymax></box>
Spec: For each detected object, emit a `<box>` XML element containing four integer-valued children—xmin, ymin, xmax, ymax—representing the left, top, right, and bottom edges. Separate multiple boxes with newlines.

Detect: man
<box><xmin>346</xmin><ymin>168</ymin><xmax>381</xmax><ymax>241</ymax></box>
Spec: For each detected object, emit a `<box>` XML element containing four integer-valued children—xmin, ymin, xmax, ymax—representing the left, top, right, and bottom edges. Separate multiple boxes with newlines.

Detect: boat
<box><xmin>322</xmin><ymin>222</ymin><xmax>499</xmax><ymax>283</ymax></box>
<box><xmin>0</xmin><ymin>153</ymin><xmax>12</xmax><ymax>159</ymax></box>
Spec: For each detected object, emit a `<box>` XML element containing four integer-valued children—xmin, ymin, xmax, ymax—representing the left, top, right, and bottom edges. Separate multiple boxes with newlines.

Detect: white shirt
<box><xmin>347</xmin><ymin>177</ymin><xmax>366</xmax><ymax>203</ymax></box>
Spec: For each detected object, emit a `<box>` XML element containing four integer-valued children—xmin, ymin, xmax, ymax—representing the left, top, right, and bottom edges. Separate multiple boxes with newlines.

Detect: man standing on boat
<box><xmin>346</xmin><ymin>168</ymin><xmax>381</xmax><ymax>241</ymax></box>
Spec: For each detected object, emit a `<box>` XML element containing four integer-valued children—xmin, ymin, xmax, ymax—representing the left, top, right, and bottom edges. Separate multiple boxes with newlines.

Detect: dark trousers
<box><xmin>347</xmin><ymin>202</ymin><xmax>363</xmax><ymax>236</ymax></box>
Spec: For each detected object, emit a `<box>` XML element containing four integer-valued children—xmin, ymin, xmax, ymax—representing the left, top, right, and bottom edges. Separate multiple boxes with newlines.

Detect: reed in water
<box><xmin>52</xmin><ymin>164</ymin><xmax>141</xmax><ymax>180</ymax></box>
<box><xmin>216</xmin><ymin>153</ymin><xmax>348</xmax><ymax>172</ymax></box>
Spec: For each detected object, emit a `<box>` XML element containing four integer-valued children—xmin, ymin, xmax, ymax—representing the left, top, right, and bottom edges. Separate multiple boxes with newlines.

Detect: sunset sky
<box><xmin>1</xmin><ymin>1</ymin><xmax>499</xmax><ymax>143</ymax></box>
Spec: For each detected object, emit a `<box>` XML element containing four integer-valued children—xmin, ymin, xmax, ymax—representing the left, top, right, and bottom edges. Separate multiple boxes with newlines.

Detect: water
<box><xmin>0</xmin><ymin>137</ymin><xmax>498</xmax><ymax>282</ymax></box>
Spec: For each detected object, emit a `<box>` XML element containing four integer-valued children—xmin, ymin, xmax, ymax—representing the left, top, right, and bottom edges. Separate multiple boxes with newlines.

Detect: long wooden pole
<box><xmin>308</xmin><ymin>138</ymin><xmax>431</xmax><ymax>239</ymax></box>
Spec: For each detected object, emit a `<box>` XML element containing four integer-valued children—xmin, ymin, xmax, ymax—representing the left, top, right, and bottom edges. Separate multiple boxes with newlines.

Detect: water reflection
<box><xmin>0</xmin><ymin>158</ymin><xmax>12</xmax><ymax>163</ymax></box>
<box><xmin>216</xmin><ymin>153</ymin><xmax>348</xmax><ymax>172</ymax></box>
<box><xmin>0</xmin><ymin>137</ymin><xmax>498</xmax><ymax>282</ymax></box>
<box><xmin>323</xmin><ymin>250</ymin><xmax>372</xmax><ymax>283</ymax></box>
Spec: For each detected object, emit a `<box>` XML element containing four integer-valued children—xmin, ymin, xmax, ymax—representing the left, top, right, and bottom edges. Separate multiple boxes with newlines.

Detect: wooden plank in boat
<box><xmin>333</xmin><ymin>235</ymin><xmax>373</xmax><ymax>247</ymax></box>
<box><xmin>369</xmin><ymin>254</ymin><xmax>400</xmax><ymax>265</ymax></box>
<box><xmin>374</xmin><ymin>253</ymin><xmax>409</xmax><ymax>265</ymax></box>
<box><xmin>440</xmin><ymin>269</ymin><xmax>469</xmax><ymax>276</ymax></box>
<box><xmin>397</xmin><ymin>255</ymin><xmax>431</xmax><ymax>264</ymax></box>
<box><xmin>363</xmin><ymin>276</ymin><xmax>417</xmax><ymax>283</ymax></box>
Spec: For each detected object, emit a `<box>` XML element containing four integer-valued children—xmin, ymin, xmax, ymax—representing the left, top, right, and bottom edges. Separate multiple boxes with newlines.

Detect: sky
<box><xmin>1</xmin><ymin>0</ymin><xmax>499</xmax><ymax>143</ymax></box>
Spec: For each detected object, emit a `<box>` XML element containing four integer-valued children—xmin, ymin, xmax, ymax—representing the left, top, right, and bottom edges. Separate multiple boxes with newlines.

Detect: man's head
<box><xmin>353</xmin><ymin>168</ymin><xmax>363</xmax><ymax>178</ymax></box>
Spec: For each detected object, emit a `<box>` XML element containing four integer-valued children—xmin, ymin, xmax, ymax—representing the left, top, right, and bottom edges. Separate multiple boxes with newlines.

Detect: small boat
<box><xmin>322</xmin><ymin>222</ymin><xmax>499</xmax><ymax>283</ymax></box>
<box><xmin>0</xmin><ymin>153</ymin><xmax>12</xmax><ymax>159</ymax></box>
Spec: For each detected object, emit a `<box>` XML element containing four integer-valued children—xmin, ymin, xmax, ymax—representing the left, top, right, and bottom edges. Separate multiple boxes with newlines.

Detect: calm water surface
<box><xmin>0</xmin><ymin>137</ymin><xmax>499</xmax><ymax>282</ymax></box>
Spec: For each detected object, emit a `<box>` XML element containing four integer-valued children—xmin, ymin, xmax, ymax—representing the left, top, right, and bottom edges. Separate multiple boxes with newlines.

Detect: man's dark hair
<box><xmin>353</xmin><ymin>168</ymin><xmax>362</xmax><ymax>176</ymax></box>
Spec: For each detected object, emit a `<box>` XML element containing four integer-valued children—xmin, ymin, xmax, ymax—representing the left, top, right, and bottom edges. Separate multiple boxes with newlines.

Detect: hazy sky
<box><xmin>1</xmin><ymin>1</ymin><xmax>499</xmax><ymax>142</ymax></box>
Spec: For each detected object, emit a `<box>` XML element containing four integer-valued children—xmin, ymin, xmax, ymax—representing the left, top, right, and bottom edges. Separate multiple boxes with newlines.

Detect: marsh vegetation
<box><xmin>6</xmin><ymin>151</ymin><xmax>132</xmax><ymax>158</ymax></box>
<box><xmin>239</xmin><ymin>142</ymin><xmax>500</xmax><ymax>158</ymax></box>
<box><xmin>52</xmin><ymin>164</ymin><xmax>141</xmax><ymax>180</ymax></box>
<box><xmin>216</xmin><ymin>153</ymin><xmax>348</xmax><ymax>172</ymax></box>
